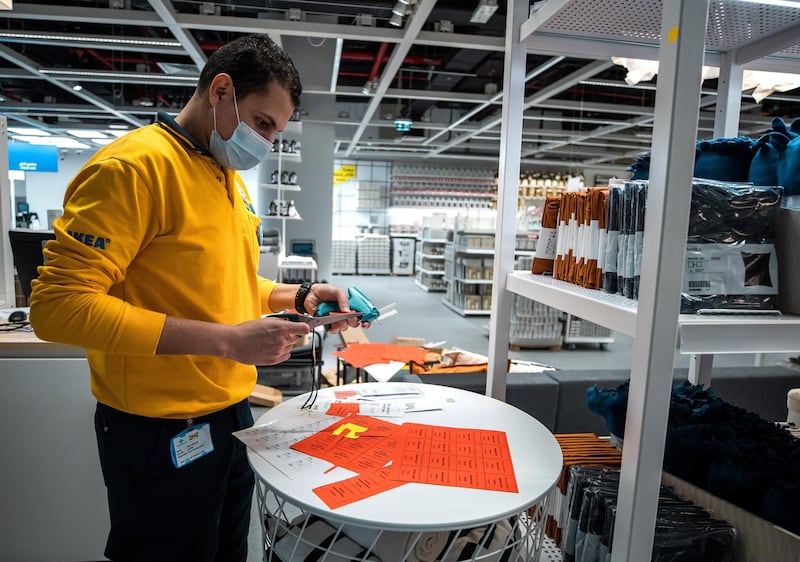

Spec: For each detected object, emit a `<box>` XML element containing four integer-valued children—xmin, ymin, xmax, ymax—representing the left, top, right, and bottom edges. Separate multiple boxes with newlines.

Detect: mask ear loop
<box><xmin>232</xmin><ymin>85</ymin><xmax>241</xmax><ymax>123</ymax></box>
<box><xmin>212</xmin><ymin>83</ymin><xmax>239</xmax><ymax>132</ymax></box>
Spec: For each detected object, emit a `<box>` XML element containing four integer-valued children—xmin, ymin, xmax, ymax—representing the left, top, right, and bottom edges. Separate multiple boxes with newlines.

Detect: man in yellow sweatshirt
<box><xmin>29</xmin><ymin>34</ymin><xmax>360</xmax><ymax>562</ymax></box>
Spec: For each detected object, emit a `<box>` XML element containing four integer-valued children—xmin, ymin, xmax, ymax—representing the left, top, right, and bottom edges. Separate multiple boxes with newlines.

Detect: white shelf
<box><xmin>266</xmin><ymin>151</ymin><xmax>301</xmax><ymax>163</ymax></box>
<box><xmin>278</xmin><ymin>256</ymin><xmax>317</xmax><ymax>270</ymax></box>
<box><xmin>506</xmin><ymin>272</ymin><xmax>637</xmax><ymax>337</ymax></box>
<box><xmin>418</xmin><ymin>268</ymin><xmax>446</xmax><ymax>276</ymax></box>
<box><xmin>414</xmin><ymin>280</ymin><xmax>446</xmax><ymax>292</ymax></box>
<box><xmin>507</xmin><ymin>272</ymin><xmax>800</xmax><ymax>356</ymax></box>
<box><xmin>677</xmin><ymin>314</ymin><xmax>800</xmax><ymax>355</ymax></box>
<box><xmin>261</xmin><ymin>214</ymin><xmax>303</xmax><ymax>221</ymax></box>
<box><xmin>454</xmin><ymin>247</ymin><xmax>495</xmax><ymax>255</ymax></box>
<box><xmin>419</xmin><ymin>253</ymin><xmax>445</xmax><ymax>260</ymax></box>
<box><xmin>441</xmin><ymin>297</ymin><xmax>490</xmax><ymax>316</ymax></box>
<box><xmin>453</xmin><ymin>276</ymin><xmax>493</xmax><ymax>285</ymax></box>
<box><xmin>259</xmin><ymin>183</ymin><xmax>301</xmax><ymax>192</ymax></box>
<box><xmin>419</xmin><ymin>238</ymin><xmax>448</xmax><ymax>244</ymax></box>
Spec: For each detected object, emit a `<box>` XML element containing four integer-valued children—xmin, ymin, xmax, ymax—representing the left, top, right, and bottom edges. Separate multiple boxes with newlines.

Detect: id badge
<box><xmin>170</xmin><ymin>422</ymin><xmax>214</xmax><ymax>468</ymax></box>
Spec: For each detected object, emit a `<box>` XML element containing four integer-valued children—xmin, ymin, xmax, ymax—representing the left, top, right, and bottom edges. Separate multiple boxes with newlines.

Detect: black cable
<box><xmin>0</xmin><ymin>322</ymin><xmax>31</xmax><ymax>332</ymax></box>
<box><xmin>300</xmin><ymin>329</ymin><xmax>321</xmax><ymax>409</ymax></box>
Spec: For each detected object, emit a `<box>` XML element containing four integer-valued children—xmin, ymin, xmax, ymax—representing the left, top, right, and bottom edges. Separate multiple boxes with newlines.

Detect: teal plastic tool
<box><xmin>316</xmin><ymin>286</ymin><xmax>380</xmax><ymax>322</ymax></box>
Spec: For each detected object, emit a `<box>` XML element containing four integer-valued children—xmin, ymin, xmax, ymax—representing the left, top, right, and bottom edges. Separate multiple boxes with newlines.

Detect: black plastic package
<box><xmin>681</xmin><ymin>179</ymin><xmax>782</xmax><ymax>313</ymax></box>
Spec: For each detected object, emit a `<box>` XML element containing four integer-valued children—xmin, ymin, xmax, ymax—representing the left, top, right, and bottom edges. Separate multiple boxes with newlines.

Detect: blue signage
<box><xmin>8</xmin><ymin>143</ymin><xmax>59</xmax><ymax>172</ymax></box>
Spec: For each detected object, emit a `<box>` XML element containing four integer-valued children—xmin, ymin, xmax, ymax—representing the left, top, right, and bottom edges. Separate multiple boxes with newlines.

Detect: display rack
<box><xmin>390</xmin><ymin>164</ymin><xmax>496</xmax><ymax>209</ymax></box>
<box><xmin>257</xmin><ymin>121</ymin><xmax>317</xmax><ymax>283</ymax></box>
<box><xmin>442</xmin><ymin>229</ymin><xmax>540</xmax><ymax>316</ymax></box>
<box><xmin>488</xmin><ymin>2</ymin><xmax>800</xmax><ymax>561</ymax></box>
<box><xmin>414</xmin><ymin>235</ymin><xmax>447</xmax><ymax>292</ymax></box>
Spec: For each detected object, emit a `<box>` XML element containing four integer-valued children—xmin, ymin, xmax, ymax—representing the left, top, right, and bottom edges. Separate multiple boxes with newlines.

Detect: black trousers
<box><xmin>94</xmin><ymin>399</ymin><xmax>255</xmax><ymax>562</ymax></box>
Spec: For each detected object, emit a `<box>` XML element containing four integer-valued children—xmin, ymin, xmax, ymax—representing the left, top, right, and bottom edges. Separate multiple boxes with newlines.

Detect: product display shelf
<box><xmin>443</xmin><ymin>229</ymin><xmax>540</xmax><ymax>316</ymax></box>
<box><xmin>507</xmin><ymin>272</ymin><xmax>800</xmax><ymax>382</ymax></box>
<box><xmin>489</xmin><ymin>3</ymin><xmax>800</xmax><ymax>561</ymax></box>
<box><xmin>414</xmin><ymin>236</ymin><xmax>448</xmax><ymax>292</ymax></box>
<box><xmin>390</xmin><ymin>166</ymin><xmax>497</xmax><ymax>209</ymax></box>
<box><xmin>261</xmin><ymin>182</ymin><xmax>301</xmax><ymax>192</ymax></box>
<box><xmin>258</xmin><ymin>121</ymin><xmax>316</xmax><ymax>283</ymax></box>
<box><xmin>441</xmin><ymin>239</ymin><xmax>495</xmax><ymax>316</ymax></box>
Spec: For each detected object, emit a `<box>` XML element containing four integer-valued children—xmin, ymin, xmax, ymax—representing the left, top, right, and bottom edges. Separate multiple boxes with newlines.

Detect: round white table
<box><xmin>246</xmin><ymin>382</ymin><xmax>563</xmax><ymax>561</ymax></box>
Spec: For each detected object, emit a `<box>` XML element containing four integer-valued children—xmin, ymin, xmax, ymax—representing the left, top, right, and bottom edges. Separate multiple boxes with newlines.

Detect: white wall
<box><xmin>23</xmin><ymin>151</ymin><xmax>92</xmax><ymax>228</ymax></box>
<box><xmin>20</xmin><ymin>150</ymin><xmax>260</xmax><ymax>231</ymax></box>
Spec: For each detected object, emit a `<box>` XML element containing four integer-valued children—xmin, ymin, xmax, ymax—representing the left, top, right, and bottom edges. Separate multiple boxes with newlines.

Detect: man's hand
<box><xmin>157</xmin><ymin>315</ymin><xmax>310</xmax><ymax>365</ymax></box>
<box><xmin>226</xmin><ymin>317</ymin><xmax>310</xmax><ymax>365</ymax></box>
<box><xmin>303</xmin><ymin>283</ymin><xmax>370</xmax><ymax>333</ymax></box>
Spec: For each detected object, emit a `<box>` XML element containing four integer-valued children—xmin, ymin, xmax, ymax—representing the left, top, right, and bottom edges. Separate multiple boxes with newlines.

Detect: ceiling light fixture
<box><xmin>72</xmin><ymin>84</ymin><xmax>83</xmax><ymax>91</ymax></box>
<box><xmin>40</xmin><ymin>69</ymin><xmax>197</xmax><ymax>83</ymax></box>
<box><xmin>389</xmin><ymin>12</ymin><xmax>403</xmax><ymax>26</ymax></box>
<box><xmin>470</xmin><ymin>0</ymin><xmax>498</xmax><ymax>24</ymax></box>
<box><xmin>68</xmin><ymin>129</ymin><xmax>108</xmax><ymax>139</ymax></box>
<box><xmin>391</xmin><ymin>1</ymin><xmax>406</xmax><ymax>16</ymax></box>
<box><xmin>361</xmin><ymin>78</ymin><xmax>379</xmax><ymax>95</ymax></box>
<box><xmin>0</xmin><ymin>31</ymin><xmax>181</xmax><ymax>48</ymax></box>
<box><xmin>738</xmin><ymin>0</ymin><xmax>800</xmax><ymax>7</ymax></box>
<box><xmin>9</xmin><ymin>127</ymin><xmax>51</xmax><ymax>136</ymax></box>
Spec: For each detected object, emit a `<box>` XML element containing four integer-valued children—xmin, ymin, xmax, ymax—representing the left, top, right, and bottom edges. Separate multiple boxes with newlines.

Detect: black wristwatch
<box><xmin>294</xmin><ymin>281</ymin><xmax>316</xmax><ymax>314</ymax></box>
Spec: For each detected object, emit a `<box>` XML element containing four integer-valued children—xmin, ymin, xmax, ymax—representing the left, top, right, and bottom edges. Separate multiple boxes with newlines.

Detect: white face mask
<box><xmin>208</xmin><ymin>87</ymin><xmax>273</xmax><ymax>170</ymax></box>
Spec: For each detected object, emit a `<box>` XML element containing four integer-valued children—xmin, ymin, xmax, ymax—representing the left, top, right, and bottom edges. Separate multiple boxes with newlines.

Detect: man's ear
<box><xmin>208</xmin><ymin>73</ymin><xmax>233</xmax><ymax>107</ymax></box>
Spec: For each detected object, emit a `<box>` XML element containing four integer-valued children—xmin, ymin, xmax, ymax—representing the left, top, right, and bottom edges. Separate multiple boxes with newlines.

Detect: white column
<box><xmin>611</xmin><ymin>1</ymin><xmax>710</xmax><ymax>560</ymax></box>
<box><xmin>486</xmin><ymin>0</ymin><xmax>528</xmax><ymax>401</ymax></box>
<box><xmin>0</xmin><ymin>116</ymin><xmax>15</xmax><ymax>307</ymax></box>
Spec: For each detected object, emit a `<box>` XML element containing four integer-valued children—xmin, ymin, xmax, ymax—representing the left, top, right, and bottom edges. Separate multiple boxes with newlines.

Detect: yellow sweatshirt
<box><xmin>30</xmin><ymin>115</ymin><xmax>277</xmax><ymax>418</ymax></box>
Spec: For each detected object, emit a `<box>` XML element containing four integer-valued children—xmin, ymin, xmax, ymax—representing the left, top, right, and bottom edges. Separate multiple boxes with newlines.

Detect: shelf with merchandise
<box><xmin>507</xmin><ymin>271</ymin><xmax>800</xmax><ymax>359</ymax></box>
<box><xmin>257</xmin><ymin>120</ymin><xmax>305</xmax><ymax>279</ymax></box>
<box><xmin>490</xmin><ymin>3</ymin><xmax>800</xmax><ymax>560</ymax></box>
<box><xmin>260</xmin><ymin>182</ymin><xmax>302</xmax><ymax>192</ymax></box>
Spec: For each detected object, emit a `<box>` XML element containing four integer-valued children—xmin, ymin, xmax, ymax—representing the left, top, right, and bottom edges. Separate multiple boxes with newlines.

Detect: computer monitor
<box><xmin>8</xmin><ymin>229</ymin><xmax>56</xmax><ymax>301</ymax></box>
<box><xmin>290</xmin><ymin>239</ymin><xmax>315</xmax><ymax>257</ymax></box>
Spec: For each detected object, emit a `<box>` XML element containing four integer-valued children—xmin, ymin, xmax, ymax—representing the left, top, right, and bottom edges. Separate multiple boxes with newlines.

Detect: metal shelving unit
<box><xmin>256</xmin><ymin>120</ymin><xmax>316</xmax><ymax>282</ymax></box>
<box><xmin>414</xmin><ymin>236</ymin><xmax>448</xmax><ymax>292</ymax></box>
<box><xmin>488</xmin><ymin>2</ymin><xmax>800</xmax><ymax>561</ymax></box>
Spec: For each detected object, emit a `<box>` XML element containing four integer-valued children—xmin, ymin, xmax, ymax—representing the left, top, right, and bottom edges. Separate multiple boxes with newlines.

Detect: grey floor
<box><xmin>245</xmin><ymin>273</ymin><xmax>797</xmax><ymax>561</ymax></box>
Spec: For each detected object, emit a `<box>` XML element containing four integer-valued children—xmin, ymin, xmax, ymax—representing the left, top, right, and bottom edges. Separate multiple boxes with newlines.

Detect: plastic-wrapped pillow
<box><xmin>777</xmin><ymin>118</ymin><xmax>800</xmax><ymax>196</ymax></box>
<box><xmin>626</xmin><ymin>136</ymin><xmax>756</xmax><ymax>182</ymax></box>
<box><xmin>693</xmin><ymin>136</ymin><xmax>756</xmax><ymax>182</ymax></box>
<box><xmin>627</xmin><ymin>154</ymin><xmax>650</xmax><ymax>180</ymax></box>
<box><xmin>748</xmin><ymin>117</ymin><xmax>799</xmax><ymax>187</ymax></box>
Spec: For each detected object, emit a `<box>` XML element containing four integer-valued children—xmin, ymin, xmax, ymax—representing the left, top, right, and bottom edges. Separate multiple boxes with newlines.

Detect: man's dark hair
<box><xmin>197</xmin><ymin>34</ymin><xmax>302</xmax><ymax>107</ymax></box>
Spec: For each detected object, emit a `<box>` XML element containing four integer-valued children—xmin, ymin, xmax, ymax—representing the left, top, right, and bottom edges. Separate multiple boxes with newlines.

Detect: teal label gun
<box><xmin>317</xmin><ymin>287</ymin><xmax>381</xmax><ymax>322</ymax></box>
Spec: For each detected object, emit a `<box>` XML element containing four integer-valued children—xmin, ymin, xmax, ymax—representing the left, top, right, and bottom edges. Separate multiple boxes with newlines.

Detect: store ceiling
<box><xmin>1</xmin><ymin>0</ymin><xmax>800</xmax><ymax>171</ymax></box>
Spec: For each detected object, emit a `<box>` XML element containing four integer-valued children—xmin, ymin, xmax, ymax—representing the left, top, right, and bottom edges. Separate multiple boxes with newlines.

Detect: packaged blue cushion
<box><xmin>748</xmin><ymin>117</ymin><xmax>800</xmax><ymax>191</ymax></box>
<box><xmin>693</xmin><ymin>136</ymin><xmax>756</xmax><ymax>182</ymax></box>
<box><xmin>627</xmin><ymin>136</ymin><xmax>755</xmax><ymax>182</ymax></box>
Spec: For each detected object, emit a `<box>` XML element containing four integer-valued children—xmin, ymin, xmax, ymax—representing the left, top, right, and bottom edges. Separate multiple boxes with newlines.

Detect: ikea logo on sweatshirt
<box><xmin>67</xmin><ymin>230</ymin><xmax>110</xmax><ymax>250</ymax></box>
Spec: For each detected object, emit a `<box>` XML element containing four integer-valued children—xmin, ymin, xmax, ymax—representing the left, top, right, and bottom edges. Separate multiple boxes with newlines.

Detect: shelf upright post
<box><xmin>486</xmin><ymin>0</ymin><xmax>528</xmax><ymax>402</ymax></box>
<box><xmin>714</xmin><ymin>52</ymin><xmax>744</xmax><ymax>138</ymax></box>
<box><xmin>611</xmin><ymin>2</ymin><xmax>710</xmax><ymax>561</ymax></box>
<box><xmin>0</xmin><ymin>116</ymin><xmax>13</xmax><ymax>307</ymax></box>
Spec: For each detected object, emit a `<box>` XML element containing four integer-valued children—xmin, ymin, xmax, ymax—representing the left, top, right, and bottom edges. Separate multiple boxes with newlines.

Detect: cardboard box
<box><xmin>391</xmin><ymin>336</ymin><xmax>426</xmax><ymax>347</ymax></box>
<box><xmin>249</xmin><ymin>384</ymin><xmax>282</xmax><ymax>407</ymax></box>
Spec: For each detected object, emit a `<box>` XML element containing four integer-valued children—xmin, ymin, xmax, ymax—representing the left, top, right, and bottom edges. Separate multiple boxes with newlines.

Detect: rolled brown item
<box><xmin>531</xmin><ymin>195</ymin><xmax>561</xmax><ymax>274</ymax></box>
<box><xmin>554</xmin><ymin>193</ymin><xmax>571</xmax><ymax>280</ymax></box>
<box><xmin>583</xmin><ymin>188</ymin><xmax>607</xmax><ymax>289</ymax></box>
